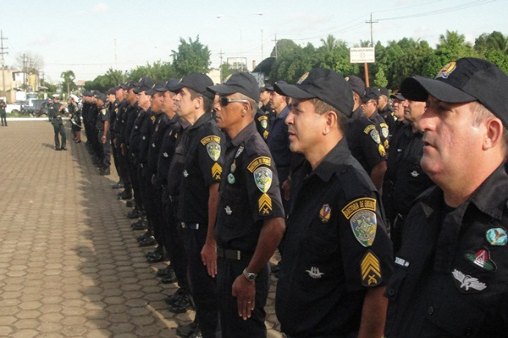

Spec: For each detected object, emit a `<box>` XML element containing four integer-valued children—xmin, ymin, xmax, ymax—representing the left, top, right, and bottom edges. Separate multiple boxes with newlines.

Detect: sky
<box><xmin>1</xmin><ymin>0</ymin><xmax>506</xmax><ymax>83</ymax></box>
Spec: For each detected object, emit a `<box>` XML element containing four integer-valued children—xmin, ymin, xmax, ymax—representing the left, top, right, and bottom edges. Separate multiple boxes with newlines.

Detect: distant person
<box><xmin>48</xmin><ymin>95</ymin><xmax>67</xmax><ymax>151</ymax></box>
<box><xmin>0</xmin><ymin>99</ymin><xmax>6</xmax><ymax>126</ymax></box>
<box><xmin>68</xmin><ymin>95</ymin><xmax>81</xmax><ymax>143</ymax></box>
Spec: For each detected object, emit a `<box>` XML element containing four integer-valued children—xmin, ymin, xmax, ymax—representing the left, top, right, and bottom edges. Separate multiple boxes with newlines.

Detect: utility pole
<box><xmin>218</xmin><ymin>50</ymin><xmax>224</xmax><ymax>82</ymax></box>
<box><xmin>0</xmin><ymin>30</ymin><xmax>8</xmax><ymax>100</ymax></box>
<box><xmin>272</xmin><ymin>34</ymin><xmax>278</xmax><ymax>59</ymax></box>
<box><xmin>365</xmin><ymin>13</ymin><xmax>378</xmax><ymax>47</ymax></box>
<box><xmin>363</xmin><ymin>13</ymin><xmax>378</xmax><ymax>87</ymax></box>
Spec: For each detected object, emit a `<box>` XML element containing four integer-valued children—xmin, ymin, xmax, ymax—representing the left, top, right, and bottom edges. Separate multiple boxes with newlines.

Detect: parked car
<box><xmin>21</xmin><ymin>99</ymin><xmax>48</xmax><ymax>117</ymax></box>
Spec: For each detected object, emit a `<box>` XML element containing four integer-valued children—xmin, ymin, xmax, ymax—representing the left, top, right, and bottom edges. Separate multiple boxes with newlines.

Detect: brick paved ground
<box><xmin>0</xmin><ymin>120</ymin><xmax>282</xmax><ymax>338</ymax></box>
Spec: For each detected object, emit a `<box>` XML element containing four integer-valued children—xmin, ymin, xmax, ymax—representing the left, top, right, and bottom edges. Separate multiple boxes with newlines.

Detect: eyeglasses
<box><xmin>219</xmin><ymin>97</ymin><xmax>249</xmax><ymax>106</ymax></box>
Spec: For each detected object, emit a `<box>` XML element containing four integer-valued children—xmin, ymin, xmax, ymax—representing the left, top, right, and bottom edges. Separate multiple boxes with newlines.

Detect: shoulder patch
<box><xmin>361</xmin><ymin>251</ymin><xmax>382</xmax><ymax>287</ymax></box>
<box><xmin>201</xmin><ymin>135</ymin><xmax>221</xmax><ymax>145</ymax></box>
<box><xmin>247</xmin><ymin>156</ymin><xmax>271</xmax><ymax>173</ymax></box>
<box><xmin>364</xmin><ymin>124</ymin><xmax>381</xmax><ymax>144</ymax></box>
<box><xmin>342</xmin><ymin>198</ymin><xmax>377</xmax><ymax>247</ymax></box>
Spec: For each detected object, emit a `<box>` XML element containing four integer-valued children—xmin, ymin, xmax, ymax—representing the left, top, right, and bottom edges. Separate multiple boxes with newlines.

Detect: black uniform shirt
<box><xmin>266</xmin><ymin>106</ymin><xmax>291</xmax><ymax>182</ymax></box>
<box><xmin>369</xmin><ymin>111</ymin><xmax>390</xmax><ymax>151</ymax></box>
<box><xmin>128</xmin><ymin>108</ymin><xmax>147</xmax><ymax>161</ymax></box>
<box><xmin>254</xmin><ymin>108</ymin><xmax>271</xmax><ymax>141</ymax></box>
<box><xmin>147</xmin><ymin>114</ymin><xmax>169</xmax><ymax>178</ymax></box>
<box><xmin>138</xmin><ymin>109</ymin><xmax>156</xmax><ymax>165</ymax></box>
<box><xmin>379</xmin><ymin>104</ymin><xmax>396</xmax><ymax>139</ymax></box>
<box><xmin>115</xmin><ymin>99</ymin><xmax>129</xmax><ymax>143</ymax></box>
<box><xmin>124</xmin><ymin>103</ymin><xmax>139</xmax><ymax>148</ymax></box>
<box><xmin>216</xmin><ymin>122</ymin><xmax>285</xmax><ymax>253</ymax></box>
<box><xmin>276</xmin><ymin>139</ymin><xmax>393</xmax><ymax>337</ymax></box>
<box><xmin>345</xmin><ymin>107</ymin><xmax>386</xmax><ymax>175</ymax></box>
<box><xmin>386</xmin><ymin>164</ymin><xmax>508</xmax><ymax>337</ymax></box>
<box><xmin>177</xmin><ymin>113</ymin><xmax>225</xmax><ymax>224</ymax></box>
<box><xmin>156</xmin><ymin>115</ymin><xmax>183</xmax><ymax>187</ymax></box>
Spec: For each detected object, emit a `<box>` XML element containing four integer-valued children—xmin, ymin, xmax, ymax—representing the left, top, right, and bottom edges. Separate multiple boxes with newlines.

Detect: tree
<box><xmin>374</xmin><ymin>67</ymin><xmax>388</xmax><ymax>88</ymax></box>
<box><xmin>84</xmin><ymin>68</ymin><xmax>127</xmax><ymax>92</ymax></box>
<box><xmin>171</xmin><ymin>36</ymin><xmax>211</xmax><ymax>77</ymax></box>
<box><xmin>128</xmin><ymin>61</ymin><xmax>174</xmax><ymax>82</ymax></box>
<box><xmin>60</xmin><ymin>70</ymin><xmax>76</xmax><ymax>97</ymax></box>
<box><xmin>316</xmin><ymin>35</ymin><xmax>356</xmax><ymax>75</ymax></box>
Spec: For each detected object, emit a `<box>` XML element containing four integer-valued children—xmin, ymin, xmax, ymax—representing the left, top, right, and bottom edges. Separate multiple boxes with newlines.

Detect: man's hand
<box><xmin>201</xmin><ymin>240</ymin><xmax>217</xmax><ymax>277</ymax></box>
<box><xmin>232</xmin><ymin>274</ymin><xmax>256</xmax><ymax>320</ymax></box>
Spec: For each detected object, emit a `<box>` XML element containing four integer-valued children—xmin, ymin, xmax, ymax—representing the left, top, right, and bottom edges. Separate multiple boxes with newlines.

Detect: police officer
<box><xmin>68</xmin><ymin>95</ymin><xmax>81</xmax><ymax>143</ymax></box>
<box><xmin>209</xmin><ymin>73</ymin><xmax>286</xmax><ymax>338</ymax></box>
<box><xmin>174</xmin><ymin>73</ymin><xmax>224</xmax><ymax>338</ymax></box>
<box><xmin>93</xmin><ymin>92</ymin><xmax>111</xmax><ymax>175</ymax></box>
<box><xmin>0</xmin><ymin>99</ymin><xmax>7</xmax><ymax>126</ymax></box>
<box><xmin>254</xmin><ymin>85</ymin><xmax>273</xmax><ymax>141</ymax></box>
<box><xmin>362</xmin><ymin>87</ymin><xmax>390</xmax><ymax>151</ymax></box>
<box><xmin>385</xmin><ymin>57</ymin><xmax>508</xmax><ymax>337</ymax></box>
<box><xmin>274</xmin><ymin>68</ymin><xmax>393</xmax><ymax>338</ymax></box>
<box><xmin>345</xmin><ymin>76</ymin><xmax>387</xmax><ymax>190</ymax></box>
<box><xmin>378</xmin><ymin>87</ymin><xmax>396</xmax><ymax>136</ymax></box>
<box><xmin>48</xmin><ymin>95</ymin><xmax>67</xmax><ymax>151</ymax></box>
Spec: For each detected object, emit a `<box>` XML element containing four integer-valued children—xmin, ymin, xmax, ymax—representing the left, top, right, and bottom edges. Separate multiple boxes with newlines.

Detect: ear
<box><xmin>323</xmin><ymin>111</ymin><xmax>337</xmax><ymax>135</ymax></box>
<box><xmin>483</xmin><ymin>118</ymin><xmax>504</xmax><ymax>150</ymax></box>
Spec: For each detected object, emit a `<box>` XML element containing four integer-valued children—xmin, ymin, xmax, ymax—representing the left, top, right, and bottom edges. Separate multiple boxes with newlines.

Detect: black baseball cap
<box><xmin>94</xmin><ymin>92</ymin><xmax>107</xmax><ymax>102</ymax></box>
<box><xmin>208</xmin><ymin>72</ymin><xmax>260</xmax><ymax>103</ymax></box>
<box><xmin>362</xmin><ymin>87</ymin><xmax>380</xmax><ymax>103</ymax></box>
<box><xmin>83</xmin><ymin>90</ymin><xmax>93</xmax><ymax>97</ymax></box>
<box><xmin>121</xmin><ymin>80</ymin><xmax>137</xmax><ymax>90</ymax></box>
<box><xmin>147</xmin><ymin>81</ymin><xmax>167</xmax><ymax>95</ymax></box>
<box><xmin>274</xmin><ymin>67</ymin><xmax>354</xmax><ymax>117</ymax></box>
<box><xmin>165</xmin><ymin>78</ymin><xmax>180</xmax><ymax>93</ymax></box>
<box><xmin>134</xmin><ymin>77</ymin><xmax>154</xmax><ymax>94</ymax></box>
<box><xmin>379</xmin><ymin>87</ymin><xmax>389</xmax><ymax>97</ymax></box>
<box><xmin>107</xmin><ymin>88</ymin><xmax>116</xmax><ymax>95</ymax></box>
<box><xmin>346</xmin><ymin>75</ymin><xmax>366</xmax><ymax>97</ymax></box>
<box><xmin>401</xmin><ymin>57</ymin><xmax>508</xmax><ymax>126</ymax></box>
<box><xmin>174</xmin><ymin>73</ymin><xmax>214</xmax><ymax>99</ymax></box>
<box><xmin>390</xmin><ymin>92</ymin><xmax>405</xmax><ymax>101</ymax></box>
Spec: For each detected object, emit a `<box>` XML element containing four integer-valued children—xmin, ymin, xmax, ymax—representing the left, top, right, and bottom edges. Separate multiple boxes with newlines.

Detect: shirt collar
<box><xmin>311</xmin><ymin>139</ymin><xmax>351</xmax><ymax>182</ymax></box>
<box><xmin>231</xmin><ymin>122</ymin><xmax>257</xmax><ymax>147</ymax></box>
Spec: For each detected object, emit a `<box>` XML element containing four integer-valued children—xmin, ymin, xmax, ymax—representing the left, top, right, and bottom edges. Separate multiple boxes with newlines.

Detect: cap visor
<box><xmin>274</xmin><ymin>82</ymin><xmax>314</xmax><ymax>100</ymax></box>
<box><xmin>208</xmin><ymin>84</ymin><xmax>236</xmax><ymax>96</ymax></box>
<box><xmin>402</xmin><ymin>76</ymin><xmax>475</xmax><ymax>103</ymax></box>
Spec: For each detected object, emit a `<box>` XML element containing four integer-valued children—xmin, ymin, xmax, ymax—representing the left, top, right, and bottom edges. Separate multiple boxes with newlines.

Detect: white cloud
<box><xmin>93</xmin><ymin>3</ymin><xmax>109</xmax><ymax>13</ymax></box>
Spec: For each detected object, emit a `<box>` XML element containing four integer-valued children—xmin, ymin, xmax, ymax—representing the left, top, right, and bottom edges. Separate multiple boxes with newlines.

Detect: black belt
<box><xmin>217</xmin><ymin>247</ymin><xmax>250</xmax><ymax>261</ymax></box>
<box><xmin>180</xmin><ymin>222</ymin><xmax>199</xmax><ymax>230</ymax></box>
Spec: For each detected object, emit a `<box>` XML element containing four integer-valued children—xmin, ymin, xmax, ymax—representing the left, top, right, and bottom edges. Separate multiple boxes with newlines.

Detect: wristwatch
<box><xmin>242</xmin><ymin>268</ymin><xmax>257</xmax><ymax>282</ymax></box>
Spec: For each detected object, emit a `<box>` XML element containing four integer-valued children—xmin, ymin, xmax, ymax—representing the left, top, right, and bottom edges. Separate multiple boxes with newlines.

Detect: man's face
<box><xmin>418</xmin><ymin>97</ymin><xmax>483</xmax><ymax>183</ymax></box>
<box><xmin>270</xmin><ymin>91</ymin><xmax>286</xmax><ymax>111</ymax></box>
<box><xmin>260</xmin><ymin>90</ymin><xmax>271</xmax><ymax>104</ymax></box>
<box><xmin>161</xmin><ymin>91</ymin><xmax>175</xmax><ymax>115</ymax></box>
<box><xmin>127</xmin><ymin>89</ymin><xmax>137</xmax><ymax>104</ymax></box>
<box><xmin>107</xmin><ymin>94</ymin><xmax>116</xmax><ymax>103</ymax></box>
<box><xmin>285</xmin><ymin>99</ymin><xmax>326</xmax><ymax>155</ymax></box>
<box><xmin>215</xmin><ymin>94</ymin><xmax>246</xmax><ymax>132</ymax></box>
<box><xmin>151</xmin><ymin>92</ymin><xmax>164</xmax><ymax>113</ymax></box>
<box><xmin>137</xmin><ymin>91</ymin><xmax>151</xmax><ymax>110</ymax></box>
<box><xmin>403</xmin><ymin>99</ymin><xmax>426</xmax><ymax>128</ymax></box>
<box><xmin>361</xmin><ymin>99</ymin><xmax>377</xmax><ymax>117</ymax></box>
<box><xmin>378</xmin><ymin>95</ymin><xmax>388</xmax><ymax>108</ymax></box>
<box><xmin>392</xmin><ymin>98</ymin><xmax>406</xmax><ymax>120</ymax></box>
<box><xmin>115</xmin><ymin>88</ymin><xmax>125</xmax><ymax>101</ymax></box>
<box><xmin>174</xmin><ymin>87</ymin><xmax>197</xmax><ymax>119</ymax></box>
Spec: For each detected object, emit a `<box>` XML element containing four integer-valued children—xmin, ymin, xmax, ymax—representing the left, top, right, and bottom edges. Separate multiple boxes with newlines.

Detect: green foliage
<box><xmin>171</xmin><ymin>36</ymin><xmax>211</xmax><ymax>77</ymax></box>
<box><xmin>128</xmin><ymin>62</ymin><xmax>174</xmax><ymax>82</ymax></box>
<box><xmin>84</xmin><ymin>68</ymin><xmax>127</xmax><ymax>93</ymax></box>
<box><xmin>60</xmin><ymin>70</ymin><xmax>77</xmax><ymax>96</ymax></box>
<box><xmin>374</xmin><ymin>67</ymin><xmax>388</xmax><ymax>88</ymax></box>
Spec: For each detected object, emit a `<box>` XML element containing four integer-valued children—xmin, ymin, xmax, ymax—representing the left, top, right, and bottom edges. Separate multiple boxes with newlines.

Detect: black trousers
<box><xmin>181</xmin><ymin>226</ymin><xmax>218</xmax><ymax>338</ymax></box>
<box><xmin>218</xmin><ymin>257</ymin><xmax>269</xmax><ymax>338</ymax></box>
<box><xmin>161</xmin><ymin>194</ymin><xmax>189</xmax><ymax>292</ymax></box>
<box><xmin>52</xmin><ymin>121</ymin><xmax>66</xmax><ymax>148</ymax></box>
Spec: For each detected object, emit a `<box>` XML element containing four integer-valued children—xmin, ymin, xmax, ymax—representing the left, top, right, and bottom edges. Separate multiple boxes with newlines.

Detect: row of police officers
<box><xmin>84</xmin><ymin>56</ymin><xmax>508</xmax><ymax>338</ymax></box>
